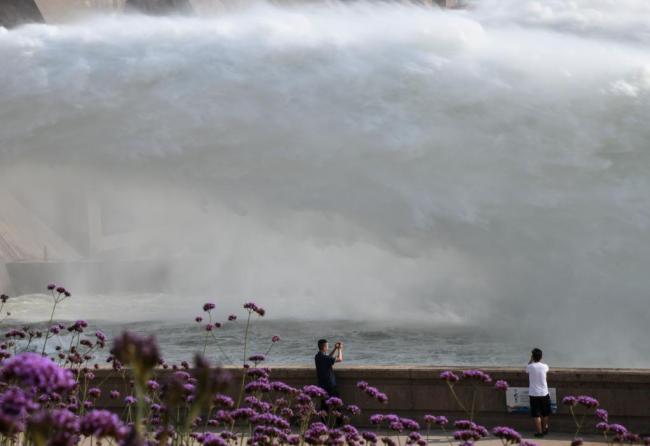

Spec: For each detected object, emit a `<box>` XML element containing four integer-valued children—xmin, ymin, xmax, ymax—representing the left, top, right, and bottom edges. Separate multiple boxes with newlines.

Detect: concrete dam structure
<box><xmin>0</xmin><ymin>0</ymin><xmax>44</xmax><ymax>28</ymax></box>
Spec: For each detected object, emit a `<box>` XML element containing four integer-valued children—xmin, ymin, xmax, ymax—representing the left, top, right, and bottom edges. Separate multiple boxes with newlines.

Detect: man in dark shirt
<box><xmin>315</xmin><ymin>338</ymin><xmax>343</xmax><ymax>397</ymax></box>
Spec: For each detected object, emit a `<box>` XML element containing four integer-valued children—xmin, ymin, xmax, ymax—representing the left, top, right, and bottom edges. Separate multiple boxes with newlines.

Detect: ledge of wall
<box><xmin>89</xmin><ymin>366</ymin><xmax>650</xmax><ymax>434</ymax></box>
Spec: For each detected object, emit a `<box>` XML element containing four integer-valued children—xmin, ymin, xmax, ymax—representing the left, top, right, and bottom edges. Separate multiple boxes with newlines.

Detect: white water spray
<box><xmin>1</xmin><ymin>0</ymin><xmax>649</xmax><ymax>365</ymax></box>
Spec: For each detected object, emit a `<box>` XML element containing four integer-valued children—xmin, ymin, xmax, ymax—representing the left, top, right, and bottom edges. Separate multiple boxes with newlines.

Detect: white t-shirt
<box><xmin>526</xmin><ymin>362</ymin><xmax>549</xmax><ymax>397</ymax></box>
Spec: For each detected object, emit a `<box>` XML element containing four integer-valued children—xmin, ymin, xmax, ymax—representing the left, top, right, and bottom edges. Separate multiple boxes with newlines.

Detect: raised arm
<box><xmin>335</xmin><ymin>342</ymin><xmax>343</xmax><ymax>362</ymax></box>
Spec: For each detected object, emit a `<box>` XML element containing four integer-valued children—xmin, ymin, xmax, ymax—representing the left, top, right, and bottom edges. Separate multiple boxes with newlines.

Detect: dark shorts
<box><xmin>529</xmin><ymin>395</ymin><xmax>551</xmax><ymax>418</ymax></box>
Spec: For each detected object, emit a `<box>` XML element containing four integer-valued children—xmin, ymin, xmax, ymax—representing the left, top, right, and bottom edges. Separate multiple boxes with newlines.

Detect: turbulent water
<box><xmin>1</xmin><ymin>0</ymin><xmax>650</xmax><ymax>367</ymax></box>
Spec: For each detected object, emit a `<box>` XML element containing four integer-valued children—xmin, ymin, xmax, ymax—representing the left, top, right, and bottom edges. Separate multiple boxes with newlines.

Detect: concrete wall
<box><xmin>90</xmin><ymin>366</ymin><xmax>650</xmax><ymax>434</ymax></box>
<box><xmin>0</xmin><ymin>0</ymin><xmax>44</xmax><ymax>28</ymax></box>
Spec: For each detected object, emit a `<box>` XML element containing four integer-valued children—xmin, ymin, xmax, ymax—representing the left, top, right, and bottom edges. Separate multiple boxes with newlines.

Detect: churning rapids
<box><xmin>1</xmin><ymin>0</ymin><xmax>650</xmax><ymax>367</ymax></box>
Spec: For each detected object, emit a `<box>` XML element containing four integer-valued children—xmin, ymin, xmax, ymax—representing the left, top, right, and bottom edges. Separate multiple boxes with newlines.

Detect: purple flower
<box><xmin>146</xmin><ymin>380</ymin><xmax>160</xmax><ymax>392</ymax></box>
<box><xmin>95</xmin><ymin>331</ymin><xmax>107</xmax><ymax>343</ymax></box>
<box><xmin>562</xmin><ymin>396</ymin><xmax>578</xmax><ymax>406</ymax></box>
<box><xmin>228</xmin><ymin>314</ymin><xmax>237</xmax><ymax>321</ymax></box>
<box><xmin>88</xmin><ymin>388</ymin><xmax>101</xmax><ymax>399</ymax></box>
<box><xmin>362</xmin><ymin>432</ymin><xmax>378</xmax><ymax>444</ymax></box>
<box><xmin>596</xmin><ymin>408</ymin><xmax>608</xmax><ymax>422</ymax></box>
<box><xmin>109</xmin><ymin>390</ymin><xmax>120</xmax><ymax>399</ymax></box>
<box><xmin>492</xmin><ymin>426</ymin><xmax>522</xmax><ymax>444</ymax></box>
<box><xmin>202</xmin><ymin>432</ymin><xmax>228</xmax><ymax>446</ymax></box>
<box><xmin>249</xmin><ymin>354</ymin><xmax>265</xmax><ymax>363</ymax></box>
<box><xmin>195</xmin><ymin>316</ymin><xmax>203</xmax><ymax>323</ymax></box>
<box><xmin>1</xmin><ymin>353</ymin><xmax>76</xmax><ymax>393</ymax></box>
<box><xmin>401</xmin><ymin>418</ymin><xmax>420</xmax><ymax>431</ymax></box>
<box><xmin>596</xmin><ymin>422</ymin><xmax>610</xmax><ymax>432</ymax></box>
<box><xmin>356</xmin><ymin>381</ymin><xmax>369</xmax><ymax>391</ymax></box>
<box><xmin>213</xmin><ymin>394</ymin><xmax>234</xmax><ymax>407</ymax></box>
<box><xmin>440</xmin><ymin>371</ymin><xmax>460</xmax><ymax>383</ymax></box>
<box><xmin>47</xmin><ymin>284</ymin><xmax>56</xmax><ymax>291</ymax></box>
<box><xmin>609</xmin><ymin>424</ymin><xmax>628</xmax><ymax>435</ymax></box>
<box><xmin>124</xmin><ymin>396</ymin><xmax>136</xmax><ymax>405</ymax></box>
<box><xmin>303</xmin><ymin>385</ymin><xmax>327</xmax><ymax>398</ymax></box>
<box><xmin>80</xmin><ymin>410</ymin><xmax>125</xmax><ymax>439</ymax></box>
<box><xmin>272</xmin><ymin>335</ymin><xmax>280</xmax><ymax>343</ymax></box>
<box><xmin>325</xmin><ymin>397</ymin><xmax>343</xmax><ymax>408</ymax></box>
<box><xmin>462</xmin><ymin>369</ymin><xmax>492</xmax><ymax>383</ymax></box>
<box><xmin>370</xmin><ymin>414</ymin><xmax>385</xmax><ymax>425</ymax></box>
<box><xmin>346</xmin><ymin>404</ymin><xmax>361</xmax><ymax>415</ymax></box>
<box><xmin>28</xmin><ymin>408</ymin><xmax>79</xmax><ymax>446</ymax></box>
<box><xmin>203</xmin><ymin>303</ymin><xmax>215</xmax><ymax>312</ymax></box>
<box><xmin>0</xmin><ymin>386</ymin><xmax>39</xmax><ymax>433</ymax></box>
<box><xmin>453</xmin><ymin>430</ymin><xmax>481</xmax><ymax>442</ymax></box>
<box><xmin>576</xmin><ymin>395</ymin><xmax>599</xmax><ymax>408</ymax></box>
<box><xmin>205</xmin><ymin>324</ymin><xmax>214</xmax><ymax>332</ymax></box>
<box><xmin>495</xmin><ymin>380</ymin><xmax>509</xmax><ymax>391</ymax></box>
<box><xmin>110</xmin><ymin>331</ymin><xmax>161</xmax><ymax>372</ymax></box>
<box><xmin>0</xmin><ymin>295</ymin><xmax>8</xmax><ymax>303</ymax></box>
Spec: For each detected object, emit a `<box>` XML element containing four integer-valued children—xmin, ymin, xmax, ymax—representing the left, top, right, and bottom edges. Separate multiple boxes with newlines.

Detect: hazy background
<box><xmin>1</xmin><ymin>0</ymin><xmax>649</xmax><ymax>366</ymax></box>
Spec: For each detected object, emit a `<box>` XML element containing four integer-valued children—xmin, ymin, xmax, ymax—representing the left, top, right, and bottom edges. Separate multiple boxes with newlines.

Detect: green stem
<box><xmin>40</xmin><ymin>295</ymin><xmax>59</xmax><ymax>356</ymax></box>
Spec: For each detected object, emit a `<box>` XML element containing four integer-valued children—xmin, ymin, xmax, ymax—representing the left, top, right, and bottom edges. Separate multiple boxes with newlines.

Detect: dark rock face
<box><xmin>0</xmin><ymin>0</ymin><xmax>45</xmax><ymax>29</ymax></box>
<box><xmin>125</xmin><ymin>0</ymin><xmax>193</xmax><ymax>15</ymax></box>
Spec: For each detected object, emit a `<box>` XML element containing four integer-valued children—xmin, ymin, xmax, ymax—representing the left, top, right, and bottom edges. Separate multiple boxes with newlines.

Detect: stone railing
<box><xmin>89</xmin><ymin>366</ymin><xmax>650</xmax><ymax>434</ymax></box>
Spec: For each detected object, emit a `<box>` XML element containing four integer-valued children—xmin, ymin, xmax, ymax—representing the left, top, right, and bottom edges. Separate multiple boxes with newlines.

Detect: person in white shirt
<box><xmin>526</xmin><ymin>348</ymin><xmax>550</xmax><ymax>437</ymax></box>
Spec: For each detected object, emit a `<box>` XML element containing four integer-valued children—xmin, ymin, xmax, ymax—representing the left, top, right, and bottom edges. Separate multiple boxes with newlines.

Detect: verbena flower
<box><xmin>202</xmin><ymin>432</ymin><xmax>228</xmax><ymax>446</ymax></box>
<box><xmin>272</xmin><ymin>335</ymin><xmax>280</xmax><ymax>343</ymax></box>
<box><xmin>562</xmin><ymin>396</ymin><xmax>578</xmax><ymax>406</ymax></box>
<box><xmin>28</xmin><ymin>408</ymin><xmax>80</xmax><ymax>446</ymax></box>
<box><xmin>492</xmin><ymin>426</ymin><xmax>522</xmax><ymax>444</ymax></box>
<box><xmin>0</xmin><ymin>386</ymin><xmax>38</xmax><ymax>434</ymax></box>
<box><xmin>228</xmin><ymin>315</ymin><xmax>237</xmax><ymax>321</ymax></box>
<box><xmin>203</xmin><ymin>303</ymin><xmax>215</xmax><ymax>312</ymax></box>
<box><xmin>346</xmin><ymin>404</ymin><xmax>361</xmax><ymax>416</ymax></box>
<box><xmin>608</xmin><ymin>424</ymin><xmax>628</xmax><ymax>435</ymax></box>
<box><xmin>576</xmin><ymin>395</ymin><xmax>599</xmax><ymax>408</ymax></box>
<box><xmin>453</xmin><ymin>430</ymin><xmax>481</xmax><ymax>442</ymax></box>
<box><xmin>401</xmin><ymin>418</ymin><xmax>420</xmax><ymax>431</ymax></box>
<box><xmin>1</xmin><ymin>353</ymin><xmax>76</xmax><ymax>394</ymax></box>
<box><xmin>596</xmin><ymin>408</ymin><xmax>608</xmax><ymax>422</ymax></box>
<box><xmin>80</xmin><ymin>410</ymin><xmax>125</xmax><ymax>439</ymax></box>
<box><xmin>325</xmin><ymin>397</ymin><xmax>343</xmax><ymax>408</ymax></box>
<box><xmin>440</xmin><ymin>371</ymin><xmax>460</xmax><ymax>383</ymax></box>
<box><xmin>110</xmin><ymin>332</ymin><xmax>161</xmax><ymax>372</ymax></box>
<box><xmin>370</xmin><ymin>414</ymin><xmax>384</xmax><ymax>425</ymax></box>
<box><xmin>462</xmin><ymin>369</ymin><xmax>492</xmax><ymax>383</ymax></box>
<box><xmin>495</xmin><ymin>380</ymin><xmax>509</xmax><ymax>391</ymax></box>
<box><xmin>303</xmin><ymin>385</ymin><xmax>327</xmax><ymax>398</ymax></box>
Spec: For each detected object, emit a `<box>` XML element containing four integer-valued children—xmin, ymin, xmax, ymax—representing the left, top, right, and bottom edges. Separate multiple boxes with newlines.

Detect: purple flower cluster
<box><xmin>440</xmin><ymin>371</ymin><xmax>460</xmax><ymax>383</ymax></box>
<box><xmin>356</xmin><ymin>381</ymin><xmax>388</xmax><ymax>404</ymax></box>
<box><xmin>110</xmin><ymin>331</ymin><xmax>161</xmax><ymax>371</ymax></box>
<box><xmin>423</xmin><ymin>414</ymin><xmax>449</xmax><ymax>427</ymax></box>
<box><xmin>80</xmin><ymin>410</ymin><xmax>125</xmax><ymax>439</ymax></box>
<box><xmin>492</xmin><ymin>426</ymin><xmax>522</xmax><ymax>444</ymax></box>
<box><xmin>243</xmin><ymin>302</ymin><xmax>266</xmax><ymax>316</ymax></box>
<box><xmin>576</xmin><ymin>395</ymin><xmax>599</xmax><ymax>408</ymax></box>
<box><xmin>462</xmin><ymin>369</ymin><xmax>492</xmax><ymax>384</ymax></box>
<box><xmin>1</xmin><ymin>353</ymin><xmax>76</xmax><ymax>394</ymax></box>
<box><xmin>203</xmin><ymin>302</ymin><xmax>216</xmax><ymax>312</ymax></box>
<box><xmin>495</xmin><ymin>380</ymin><xmax>509</xmax><ymax>391</ymax></box>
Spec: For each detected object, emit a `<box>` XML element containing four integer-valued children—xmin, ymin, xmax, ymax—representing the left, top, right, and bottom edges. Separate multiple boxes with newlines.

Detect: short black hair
<box><xmin>531</xmin><ymin>348</ymin><xmax>543</xmax><ymax>362</ymax></box>
<box><xmin>318</xmin><ymin>339</ymin><xmax>328</xmax><ymax>350</ymax></box>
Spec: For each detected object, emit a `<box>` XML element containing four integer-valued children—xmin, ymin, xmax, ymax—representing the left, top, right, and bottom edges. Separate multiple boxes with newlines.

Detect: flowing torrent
<box><xmin>1</xmin><ymin>0</ymin><xmax>650</xmax><ymax>366</ymax></box>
